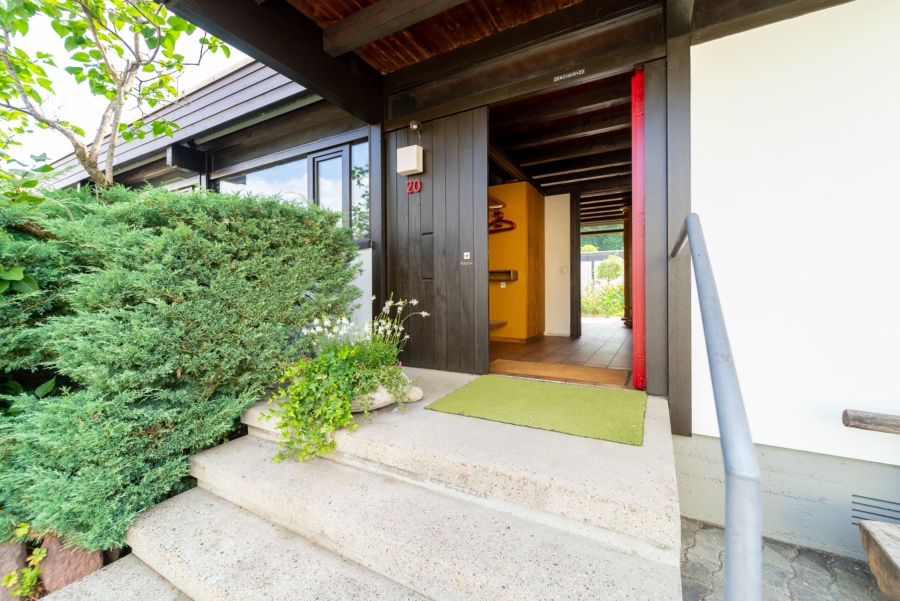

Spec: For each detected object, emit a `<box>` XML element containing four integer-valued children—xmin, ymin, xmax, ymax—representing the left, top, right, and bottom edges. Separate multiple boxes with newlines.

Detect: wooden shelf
<box><xmin>489</xmin><ymin>269</ymin><xmax>518</xmax><ymax>281</ymax></box>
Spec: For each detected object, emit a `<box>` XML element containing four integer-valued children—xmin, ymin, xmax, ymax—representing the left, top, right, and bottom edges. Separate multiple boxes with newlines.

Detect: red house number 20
<box><xmin>406</xmin><ymin>179</ymin><xmax>422</xmax><ymax>194</ymax></box>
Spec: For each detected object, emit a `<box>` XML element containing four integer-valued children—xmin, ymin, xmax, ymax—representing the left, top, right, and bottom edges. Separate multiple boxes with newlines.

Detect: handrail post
<box><xmin>670</xmin><ymin>213</ymin><xmax>762</xmax><ymax>601</ymax></box>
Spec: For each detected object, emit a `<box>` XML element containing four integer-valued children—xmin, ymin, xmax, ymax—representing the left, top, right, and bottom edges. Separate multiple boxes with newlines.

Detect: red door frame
<box><xmin>631</xmin><ymin>69</ymin><xmax>647</xmax><ymax>390</ymax></box>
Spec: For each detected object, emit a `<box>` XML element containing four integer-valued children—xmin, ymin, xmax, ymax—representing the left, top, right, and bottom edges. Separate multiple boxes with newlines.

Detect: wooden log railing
<box><xmin>842</xmin><ymin>410</ymin><xmax>900</xmax><ymax>436</ymax></box>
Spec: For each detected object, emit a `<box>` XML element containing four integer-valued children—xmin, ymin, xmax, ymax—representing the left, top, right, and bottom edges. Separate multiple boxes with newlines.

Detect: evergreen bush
<box><xmin>0</xmin><ymin>186</ymin><xmax>360</xmax><ymax>549</ymax></box>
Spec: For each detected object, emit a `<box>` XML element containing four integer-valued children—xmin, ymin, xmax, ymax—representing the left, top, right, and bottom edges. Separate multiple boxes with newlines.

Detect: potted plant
<box><xmin>262</xmin><ymin>297</ymin><xmax>428</xmax><ymax>462</ymax></box>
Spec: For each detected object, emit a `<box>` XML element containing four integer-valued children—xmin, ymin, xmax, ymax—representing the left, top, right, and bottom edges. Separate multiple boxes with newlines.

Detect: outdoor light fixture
<box><xmin>397</xmin><ymin>121</ymin><xmax>424</xmax><ymax>176</ymax></box>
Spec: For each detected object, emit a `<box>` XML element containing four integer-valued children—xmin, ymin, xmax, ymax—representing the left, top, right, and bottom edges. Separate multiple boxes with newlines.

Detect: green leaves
<box><xmin>0</xmin><ymin>266</ymin><xmax>25</xmax><ymax>281</ymax></box>
<box><xmin>0</xmin><ymin>265</ymin><xmax>39</xmax><ymax>294</ymax></box>
<box><xmin>0</xmin><ymin>0</ymin><xmax>234</xmax><ymax>187</ymax></box>
<box><xmin>34</xmin><ymin>376</ymin><xmax>56</xmax><ymax>398</ymax></box>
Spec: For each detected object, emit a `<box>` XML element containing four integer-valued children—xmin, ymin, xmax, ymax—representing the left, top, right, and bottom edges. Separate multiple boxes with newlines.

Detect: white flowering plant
<box><xmin>263</xmin><ymin>296</ymin><xmax>429</xmax><ymax>461</ymax></box>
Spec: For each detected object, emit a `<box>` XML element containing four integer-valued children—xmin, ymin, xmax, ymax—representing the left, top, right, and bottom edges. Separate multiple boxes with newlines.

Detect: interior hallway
<box><xmin>490</xmin><ymin>317</ymin><xmax>633</xmax><ymax>385</ymax></box>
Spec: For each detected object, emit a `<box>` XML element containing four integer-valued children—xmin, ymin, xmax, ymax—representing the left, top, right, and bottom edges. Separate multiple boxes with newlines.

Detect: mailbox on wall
<box><xmin>397</xmin><ymin>145</ymin><xmax>424</xmax><ymax>176</ymax></box>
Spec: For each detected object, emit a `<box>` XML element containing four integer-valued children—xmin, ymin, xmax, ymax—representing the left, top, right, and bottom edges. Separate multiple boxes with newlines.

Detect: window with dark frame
<box><xmin>215</xmin><ymin>139</ymin><xmax>370</xmax><ymax>240</ymax></box>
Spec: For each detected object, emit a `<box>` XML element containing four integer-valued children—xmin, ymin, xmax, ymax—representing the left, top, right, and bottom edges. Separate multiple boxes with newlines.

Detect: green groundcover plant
<box><xmin>0</xmin><ymin>185</ymin><xmax>360</xmax><ymax>550</ymax></box>
<box><xmin>265</xmin><ymin>298</ymin><xmax>428</xmax><ymax>462</ymax></box>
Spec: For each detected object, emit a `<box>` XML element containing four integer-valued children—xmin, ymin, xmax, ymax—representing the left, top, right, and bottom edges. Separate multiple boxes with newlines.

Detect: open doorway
<box><xmin>485</xmin><ymin>72</ymin><xmax>639</xmax><ymax>388</ymax></box>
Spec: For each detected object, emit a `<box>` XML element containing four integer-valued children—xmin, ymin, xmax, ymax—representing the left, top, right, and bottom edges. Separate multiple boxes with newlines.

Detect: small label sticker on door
<box><xmin>463</xmin><ymin>252</ymin><xmax>471</xmax><ymax>260</ymax></box>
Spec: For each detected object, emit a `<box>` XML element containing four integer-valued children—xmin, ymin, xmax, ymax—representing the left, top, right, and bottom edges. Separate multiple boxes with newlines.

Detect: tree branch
<box><xmin>77</xmin><ymin>0</ymin><xmax>120</xmax><ymax>81</ymax></box>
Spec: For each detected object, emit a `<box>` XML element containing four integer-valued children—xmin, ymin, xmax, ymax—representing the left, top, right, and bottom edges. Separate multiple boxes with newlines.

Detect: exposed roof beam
<box><xmin>490</xmin><ymin>80</ymin><xmax>632</xmax><ymax>131</ymax></box>
<box><xmin>692</xmin><ymin>0</ymin><xmax>852</xmax><ymax>43</ymax></box>
<box><xmin>385</xmin><ymin>0</ymin><xmax>658</xmax><ymax>92</ymax></box>
<box><xmin>552</xmin><ymin>175</ymin><xmax>632</xmax><ymax>197</ymax></box>
<box><xmin>581</xmin><ymin>189</ymin><xmax>632</xmax><ymax>200</ymax></box>
<box><xmin>582</xmin><ymin>197</ymin><xmax>627</xmax><ymax>205</ymax></box>
<box><xmin>542</xmin><ymin>166</ymin><xmax>632</xmax><ymax>188</ymax></box>
<box><xmin>500</xmin><ymin>111</ymin><xmax>631</xmax><ymax>152</ymax></box>
<box><xmin>516</xmin><ymin>129</ymin><xmax>631</xmax><ymax>166</ymax></box>
<box><xmin>531</xmin><ymin>150</ymin><xmax>632</xmax><ymax>179</ymax></box>
<box><xmin>580</xmin><ymin>201</ymin><xmax>630</xmax><ymax>211</ymax></box>
<box><xmin>488</xmin><ymin>143</ymin><xmax>547</xmax><ymax>195</ymax></box>
<box><xmin>323</xmin><ymin>0</ymin><xmax>470</xmax><ymax>57</ymax></box>
<box><xmin>162</xmin><ymin>0</ymin><xmax>384</xmax><ymax>123</ymax></box>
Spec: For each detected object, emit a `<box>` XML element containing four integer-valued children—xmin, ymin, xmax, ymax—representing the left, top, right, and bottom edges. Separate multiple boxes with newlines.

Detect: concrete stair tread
<box><xmin>43</xmin><ymin>554</ymin><xmax>190</xmax><ymax>601</ymax></box>
<box><xmin>244</xmin><ymin>366</ymin><xmax>681</xmax><ymax>555</ymax></box>
<box><xmin>128</xmin><ymin>487</ymin><xmax>427</xmax><ymax>601</ymax></box>
<box><xmin>861</xmin><ymin>520</ymin><xmax>900</xmax><ymax>600</ymax></box>
<box><xmin>189</xmin><ymin>434</ymin><xmax>681</xmax><ymax>601</ymax></box>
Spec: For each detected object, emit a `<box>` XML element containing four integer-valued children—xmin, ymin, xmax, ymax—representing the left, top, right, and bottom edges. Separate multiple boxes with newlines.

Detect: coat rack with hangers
<box><xmin>488</xmin><ymin>194</ymin><xmax>516</xmax><ymax>234</ymax></box>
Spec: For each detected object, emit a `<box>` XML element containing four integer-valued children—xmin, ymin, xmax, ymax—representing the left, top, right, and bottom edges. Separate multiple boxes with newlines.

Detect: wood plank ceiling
<box><xmin>257</xmin><ymin>0</ymin><xmax>635</xmax><ymax>225</ymax></box>
<box><xmin>488</xmin><ymin>74</ymin><xmax>632</xmax><ymax>226</ymax></box>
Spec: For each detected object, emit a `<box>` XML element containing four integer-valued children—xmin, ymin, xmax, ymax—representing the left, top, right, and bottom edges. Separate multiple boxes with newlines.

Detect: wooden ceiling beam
<box><xmin>490</xmin><ymin>79</ymin><xmax>632</xmax><ymax>131</ymax></box>
<box><xmin>385</xmin><ymin>6</ymin><xmax>664</xmax><ymax>126</ymax></box>
<box><xmin>541</xmin><ymin>166</ymin><xmax>632</xmax><ymax>188</ymax></box>
<box><xmin>385</xmin><ymin>0</ymin><xmax>658</xmax><ymax>92</ymax></box>
<box><xmin>581</xmin><ymin>217</ymin><xmax>625</xmax><ymax>226</ymax></box>
<box><xmin>692</xmin><ymin>0</ymin><xmax>852</xmax><ymax>44</ymax></box>
<box><xmin>499</xmin><ymin>110</ymin><xmax>632</xmax><ymax>152</ymax></box>
<box><xmin>531</xmin><ymin>149</ymin><xmax>632</xmax><ymax>179</ymax></box>
<box><xmin>551</xmin><ymin>175</ymin><xmax>632</xmax><ymax>198</ymax></box>
<box><xmin>488</xmin><ymin>143</ymin><xmax>547</xmax><ymax>195</ymax></box>
<box><xmin>516</xmin><ymin>129</ymin><xmax>631</xmax><ymax>166</ymax></box>
<box><xmin>323</xmin><ymin>0</ymin><xmax>470</xmax><ymax>57</ymax></box>
<box><xmin>580</xmin><ymin>198</ymin><xmax>629</xmax><ymax>208</ymax></box>
<box><xmin>581</xmin><ymin>190</ymin><xmax>632</xmax><ymax>201</ymax></box>
<box><xmin>163</xmin><ymin>0</ymin><xmax>383</xmax><ymax>123</ymax></box>
<box><xmin>581</xmin><ymin>211</ymin><xmax>627</xmax><ymax>221</ymax></box>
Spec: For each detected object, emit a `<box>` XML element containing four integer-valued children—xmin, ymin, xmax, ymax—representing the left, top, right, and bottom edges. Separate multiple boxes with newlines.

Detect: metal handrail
<box><xmin>670</xmin><ymin>213</ymin><xmax>762</xmax><ymax>601</ymax></box>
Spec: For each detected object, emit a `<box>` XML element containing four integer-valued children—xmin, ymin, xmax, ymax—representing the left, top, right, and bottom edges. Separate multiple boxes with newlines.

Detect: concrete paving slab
<box><xmin>128</xmin><ymin>488</ymin><xmax>426</xmax><ymax>601</ymax></box>
<box><xmin>190</xmin><ymin>434</ymin><xmax>682</xmax><ymax>601</ymax></box>
<box><xmin>244</xmin><ymin>367</ymin><xmax>681</xmax><ymax>559</ymax></box>
<box><xmin>42</xmin><ymin>555</ymin><xmax>189</xmax><ymax>601</ymax></box>
<box><xmin>681</xmin><ymin>520</ymin><xmax>890</xmax><ymax>601</ymax></box>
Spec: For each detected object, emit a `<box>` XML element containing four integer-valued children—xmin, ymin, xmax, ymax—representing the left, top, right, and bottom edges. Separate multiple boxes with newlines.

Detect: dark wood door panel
<box><xmin>386</xmin><ymin>108</ymin><xmax>489</xmax><ymax>374</ymax></box>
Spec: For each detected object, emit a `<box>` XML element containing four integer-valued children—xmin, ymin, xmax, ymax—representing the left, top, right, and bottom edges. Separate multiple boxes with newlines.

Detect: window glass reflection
<box><xmin>316</xmin><ymin>156</ymin><xmax>343</xmax><ymax>227</ymax></box>
<box><xmin>219</xmin><ymin>159</ymin><xmax>308</xmax><ymax>204</ymax></box>
<box><xmin>351</xmin><ymin>142</ymin><xmax>369</xmax><ymax>239</ymax></box>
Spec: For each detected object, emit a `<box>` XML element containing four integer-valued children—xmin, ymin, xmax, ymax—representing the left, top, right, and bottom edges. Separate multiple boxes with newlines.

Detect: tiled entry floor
<box><xmin>490</xmin><ymin>317</ymin><xmax>633</xmax><ymax>372</ymax></box>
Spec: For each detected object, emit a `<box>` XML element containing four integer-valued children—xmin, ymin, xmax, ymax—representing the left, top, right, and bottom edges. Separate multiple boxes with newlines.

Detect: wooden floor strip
<box><xmin>489</xmin><ymin>359</ymin><xmax>629</xmax><ymax>387</ymax></box>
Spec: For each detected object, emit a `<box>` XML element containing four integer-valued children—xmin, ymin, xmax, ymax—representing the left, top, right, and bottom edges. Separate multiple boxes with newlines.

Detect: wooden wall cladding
<box><xmin>386</xmin><ymin>108</ymin><xmax>489</xmax><ymax>374</ymax></box>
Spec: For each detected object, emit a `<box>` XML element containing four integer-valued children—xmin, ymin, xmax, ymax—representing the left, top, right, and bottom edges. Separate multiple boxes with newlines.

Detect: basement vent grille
<box><xmin>852</xmin><ymin>495</ymin><xmax>900</xmax><ymax>526</ymax></box>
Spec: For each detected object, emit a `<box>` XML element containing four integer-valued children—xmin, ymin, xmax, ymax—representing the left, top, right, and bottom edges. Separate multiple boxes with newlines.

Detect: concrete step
<box><xmin>244</xmin><ymin>366</ymin><xmax>681</xmax><ymax>559</ymax></box>
<box><xmin>188</xmin><ymin>434</ymin><xmax>681</xmax><ymax>600</ymax></box>
<box><xmin>42</xmin><ymin>554</ymin><xmax>189</xmax><ymax>601</ymax></box>
<box><xmin>127</xmin><ymin>487</ymin><xmax>426</xmax><ymax>601</ymax></box>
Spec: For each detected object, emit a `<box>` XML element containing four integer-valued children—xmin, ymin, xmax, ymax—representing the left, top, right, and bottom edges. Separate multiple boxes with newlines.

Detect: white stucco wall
<box><xmin>544</xmin><ymin>194</ymin><xmax>571</xmax><ymax>336</ymax></box>
<box><xmin>690</xmin><ymin>0</ymin><xmax>900</xmax><ymax>465</ymax></box>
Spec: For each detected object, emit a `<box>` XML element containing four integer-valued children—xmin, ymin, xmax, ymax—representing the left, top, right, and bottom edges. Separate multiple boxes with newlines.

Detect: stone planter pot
<box><xmin>39</xmin><ymin>535</ymin><xmax>103</xmax><ymax>594</ymax></box>
<box><xmin>350</xmin><ymin>378</ymin><xmax>424</xmax><ymax>413</ymax></box>
<box><xmin>1</xmin><ymin>542</ymin><xmax>26</xmax><ymax>601</ymax></box>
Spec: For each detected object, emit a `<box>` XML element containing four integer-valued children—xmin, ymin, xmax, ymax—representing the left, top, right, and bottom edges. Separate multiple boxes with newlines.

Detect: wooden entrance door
<box><xmin>385</xmin><ymin>108</ymin><xmax>490</xmax><ymax>374</ymax></box>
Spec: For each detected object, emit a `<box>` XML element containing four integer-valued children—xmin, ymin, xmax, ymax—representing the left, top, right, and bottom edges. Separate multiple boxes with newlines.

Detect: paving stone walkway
<box><xmin>681</xmin><ymin>519</ymin><xmax>888</xmax><ymax>601</ymax></box>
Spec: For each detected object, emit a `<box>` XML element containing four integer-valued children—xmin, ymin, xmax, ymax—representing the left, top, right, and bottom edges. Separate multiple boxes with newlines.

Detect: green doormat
<box><xmin>426</xmin><ymin>375</ymin><xmax>647</xmax><ymax>446</ymax></box>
